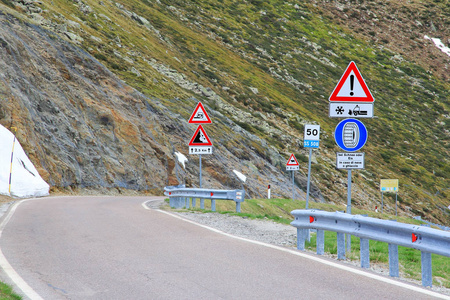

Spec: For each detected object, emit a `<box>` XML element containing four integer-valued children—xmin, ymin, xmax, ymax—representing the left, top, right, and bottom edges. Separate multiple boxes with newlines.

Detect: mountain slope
<box><xmin>0</xmin><ymin>0</ymin><xmax>448</xmax><ymax>224</ymax></box>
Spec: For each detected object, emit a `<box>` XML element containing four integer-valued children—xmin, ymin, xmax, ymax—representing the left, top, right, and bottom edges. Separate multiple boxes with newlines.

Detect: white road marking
<box><xmin>142</xmin><ymin>200</ymin><xmax>450</xmax><ymax>300</ymax></box>
<box><xmin>0</xmin><ymin>199</ymin><xmax>44</xmax><ymax>300</ymax></box>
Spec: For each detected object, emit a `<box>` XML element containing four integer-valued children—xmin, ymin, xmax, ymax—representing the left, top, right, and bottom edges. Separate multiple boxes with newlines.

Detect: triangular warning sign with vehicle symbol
<box><xmin>286</xmin><ymin>153</ymin><xmax>300</xmax><ymax>166</ymax></box>
<box><xmin>188</xmin><ymin>102</ymin><xmax>212</xmax><ymax>124</ymax></box>
<box><xmin>189</xmin><ymin>125</ymin><xmax>213</xmax><ymax>146</ymax></box>
<box><xmin>329</xmin><ymin>61</ymin><xmax>374</xmax><ymax>103</ymax></box>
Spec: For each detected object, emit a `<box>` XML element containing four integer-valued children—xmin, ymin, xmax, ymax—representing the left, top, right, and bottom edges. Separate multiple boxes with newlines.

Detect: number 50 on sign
<box><xmin>304</xmin><ymin>125</ymin><xmax>320</xmax><ymax>148</ymax></box>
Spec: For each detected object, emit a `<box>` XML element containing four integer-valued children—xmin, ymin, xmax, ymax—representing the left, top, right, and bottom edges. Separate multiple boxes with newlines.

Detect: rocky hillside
<box><xmin>0</xmin><ymin>0</ymin><xmax>448</xmax><ymax>224</ymax></box>
<box><xmin>0</xmin><ymin>4</ymin><xmax>317</xmax><ymax>202</ymax></box>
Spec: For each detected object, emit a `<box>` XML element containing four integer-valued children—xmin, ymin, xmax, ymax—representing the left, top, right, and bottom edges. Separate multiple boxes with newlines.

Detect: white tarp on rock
<box><xmin>0</xmin><ymin>125</ymin><xmax>49</xmax><ymax>198</ymax></box>
<box><xmin>233</xmin><ymin>170</ymin><xmax>247</xmax><ymax>183</ymax></box>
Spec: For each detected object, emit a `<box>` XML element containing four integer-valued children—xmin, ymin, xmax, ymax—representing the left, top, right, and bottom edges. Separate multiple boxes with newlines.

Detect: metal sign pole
<box><xmin>292</xmin><ymin>170</ymin><xmax>295</xmax><ymax>201</ymax></box>
<box><xmin>347</xmin><ymin>169</ymin><xmax>352</xmax><ymax>214</ymax></box>
<box><xmin>347</xmin><ymin>169</ymin><xmax>352</xmax><ymax>253</ymax></box>
<box><xmin>199</xmin><ymin>154</ymin><xmax>202</xmax><ymax>188</ymax></box>
<box><xmin>395</xmin><ymin>192</ymin><xmax>398</xmax><ymax>217</ymax></box>
<box><xmin>305</xmin><ymin>148</ymin><xmax>312</xmax><ymax>209</ymax></box>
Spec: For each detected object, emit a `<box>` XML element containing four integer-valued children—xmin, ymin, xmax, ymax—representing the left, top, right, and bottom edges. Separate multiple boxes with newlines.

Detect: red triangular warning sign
<box><xmin>188</xmin><ymin>102</ymin><xmax>212</xmax><ymax>124</ymax></box>
<box><xmin>286</xmin><ymin>153</ymin><xmax>300</xmax><ymax>166</ymax></box>
<box><xmin>329</xmin><ymin>61</ymin><xmax>374</xmax><ymax>102</ymax></box>
<box><xmin>189</xmin><ymin>125</ymin><xmax>213</xmax><ymax>146</ymax></box>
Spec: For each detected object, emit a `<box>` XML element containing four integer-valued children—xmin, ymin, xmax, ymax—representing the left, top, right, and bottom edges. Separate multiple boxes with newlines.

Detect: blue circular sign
<box><xmin>334</xmin><ymin>118</ymin><xmax>367</xmax><ymax>152</ymax></box>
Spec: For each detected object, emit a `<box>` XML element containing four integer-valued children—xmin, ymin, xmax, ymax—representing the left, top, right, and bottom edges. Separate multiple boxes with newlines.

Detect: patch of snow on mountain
<box><xmin>424</xmin><ymin>35</ymin><xmax>450</xmax><ymax>57</ymax></box>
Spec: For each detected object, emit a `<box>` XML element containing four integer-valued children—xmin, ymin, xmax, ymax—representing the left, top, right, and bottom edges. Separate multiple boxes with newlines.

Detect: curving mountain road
<box><xmin>0</xmin><ymin>196</ymin><xmax>446</xmax><ymax>299</ymax></box>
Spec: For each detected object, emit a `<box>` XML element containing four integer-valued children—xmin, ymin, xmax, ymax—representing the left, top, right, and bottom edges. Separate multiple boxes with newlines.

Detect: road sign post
<box><xmin>334</xmin><ymin>119</ymin><xmax>367</xmax><ymax>253</ymax></box>
<box><xmin>329</xmin><ymin>62</ymin><xmax>374</xmax><ymax>254</ymax></box>
<box><xmin>292</xmin><ymin>170</ymin><xmax>295</xmax><ymax>201</ymax></box>
<box><xmin>329</xmin><ymin>61</ymin><xmax>375</xmax><ymax>119</ymax></box>
<box><xmin>346</xmin><ymin>169</ymin><xmax>352</xmax><ymax>252</ymax></box>
<box><xmin>330</xmin><ymin>103</ymin><xmax>374</xmax><ymax>118</ymax></box>
<box><xmin>334</xmin><ymin>119</ymin><xmax>367</xmax><ymax>227</ymax></box>
<box><xmin>199</xmin><ymin>154</ymin><xmax>202</xmax><ymax>188</ymax></box>
<box><xmin>336</xmin><ymin>153</ymin><xmax>365</xmax><ymax>169</ymax></box>
<box><xmin>334</xmin><ymin>119</ymin><xmax>368</xmax><ymax>152</ymax></box>
<box><xmin>189</xmin><ymin>102</ymin><xmax>212</xmax><ymax>124</ymax></box>
<box><xmin>380</xmin><ymin>179</ymin><xmax>399</xmax><ymax>215</ymax></box>
<box><xmin>188</xmin><ymin>103</ymin><xmax>213</xmax><ymax>188</ymax></box>
<box><xmin>286</xmin><ymin>154</ymin><xmax>300</xmax><ymax>201</ymax></box>
<box><xmin>306</xmin><ymin>148</ymin><xmax>312</xmax><ymax>207</ymax></box>
<box><xmin>303</xmin><ymin>125</ymin><xmax>320</xmax><ymax>209</ymax></box>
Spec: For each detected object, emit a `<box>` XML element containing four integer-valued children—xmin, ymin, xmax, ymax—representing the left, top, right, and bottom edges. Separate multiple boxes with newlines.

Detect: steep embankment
<box><xmin>0</xmin><ymin>9</ymin><xmax>311</xmax><ymax>200</ymax></box>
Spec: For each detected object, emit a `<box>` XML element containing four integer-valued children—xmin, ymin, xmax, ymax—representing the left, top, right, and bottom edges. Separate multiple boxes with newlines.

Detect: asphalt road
<box><xmin>0</xmin><ymin>196</ymin><xmax>445</xmax><ymax>299</ymax></box>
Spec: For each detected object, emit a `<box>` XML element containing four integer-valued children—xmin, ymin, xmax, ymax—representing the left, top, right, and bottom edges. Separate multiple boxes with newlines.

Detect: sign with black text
<box><xmin>336</xmin><ymin>152</ymin><xmax>365</xmax><ymax>169</ymax></box>
<box><xmin>304</xmin><ymin>124</ymin><xmax>320</xmax><ymax>148</ymax></box>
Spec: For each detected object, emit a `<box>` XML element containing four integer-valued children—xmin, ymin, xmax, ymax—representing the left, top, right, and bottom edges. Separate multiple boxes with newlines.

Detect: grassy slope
<box><xmin>3</xmin><ymin>0</ymin><xmax>449</xmax><ymax>223</ymax></box>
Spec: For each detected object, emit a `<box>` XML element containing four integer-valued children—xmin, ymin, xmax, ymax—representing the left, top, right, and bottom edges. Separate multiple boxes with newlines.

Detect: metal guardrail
<box><xmin>164</xmin><ymin>186</ymin><xmax>245</xmax><ymax>212</ymax></box>
<box><xmin>291</xmin><ymin>209</ymin><xmax>450</xmax><ymax>287</ymax></box>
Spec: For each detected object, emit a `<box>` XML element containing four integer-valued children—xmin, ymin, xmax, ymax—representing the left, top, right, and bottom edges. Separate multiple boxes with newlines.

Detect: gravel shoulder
<box><xmin>169</xmin><ymin>208</ymin><xmax>450</xmax><ymax>297</ymax></box>
<box><xmin>175</xmin><ymin>210</ymin><xmax>298</xmax><ymax>248</ymax></box>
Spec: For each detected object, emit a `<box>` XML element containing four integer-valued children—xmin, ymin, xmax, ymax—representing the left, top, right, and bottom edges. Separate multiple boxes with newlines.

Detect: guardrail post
<box><xmin>200</xmin><ymin>198</ymin><xmax>205</xmax><ymax>209</ymax></box>
<box><xmin>360</xmin><ymin>238</ymin><xmax>370</xmax><ymax>268</ymax></box>
<box><xmin>236</xmin><ymin>202</ymin><xmax>241</xmax><ymax>213</ymax></box>
<box><xmin>297</xmin><ymin>228</ymin><xmax>306</xmax><ymax>250</ymax></box>
<box><xmin>185</xmin><ymin>197</ymin><xmax>190</xmax><ymax>209</ymax></box>
<box><xmin>290</xmin><ymin>209</ymin><xmax>450</xmax><ymax>287</ymax></box>
<box><xmin>169</xmin><ymin>197</ymin><xmax>174</xmax><ymax>208</ymax></box>
<box><xmin>337</xmin><ymin>232</ymin><xmax>345</xmax><ymax>260</ymax></box>
<box><xmin>388</xmin><ymin>244</ymin><xmax>399</xmax><ymax>277</ymax></box>
<box><xmin>192</xmin><ymin>198</ymin><xmax>196</xmax><ymax>208</ymax></box>
<box><xmin>316</xmin><ymin>230</ymin><xmax>324</xmax><ymax>255</ymax></box>
<box><xmin>211</xmin><ymin>199</ymin><xmax>216</xmax><ymax>211</ymax></box>
<box><xmin>172</xmin><ymin>197</ymin><xmax>177</xmax><ymax>208</ymax></box>
<box><xmin>421</xmin><ymin>252</ymin><xmax>432</xmax><ymax>287</ymax></box>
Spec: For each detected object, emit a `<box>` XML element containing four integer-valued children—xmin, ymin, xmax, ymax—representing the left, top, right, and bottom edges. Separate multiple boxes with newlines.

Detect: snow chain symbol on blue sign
<box><xmin>334</xmin><ymin>118</ymin><xmax>367</xmax><ymax>152</ymax></box>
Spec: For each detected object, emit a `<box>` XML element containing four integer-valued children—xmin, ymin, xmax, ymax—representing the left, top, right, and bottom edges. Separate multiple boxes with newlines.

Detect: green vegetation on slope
<box><xmin>3</xmin><ymin>0</ymin><xmax>448</xmax><ymax>223</ymax></box>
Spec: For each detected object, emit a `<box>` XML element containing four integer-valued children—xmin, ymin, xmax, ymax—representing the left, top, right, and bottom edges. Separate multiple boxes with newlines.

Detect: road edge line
<box><xmin>142</xmin><ymin>201</ymin><xmax>449</xmax><ymax>300</ymax></box>
<box><xmin>0</xmin><ymin>199</ymin><xmax>44</xmax><ymax>300</ymax></box>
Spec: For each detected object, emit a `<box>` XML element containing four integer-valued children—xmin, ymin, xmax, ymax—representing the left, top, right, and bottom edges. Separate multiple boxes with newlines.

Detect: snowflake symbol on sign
<box><xmin>335</xmin><ymin>106</ymin><xmax>344</xmax><ymax>115</ymax></box>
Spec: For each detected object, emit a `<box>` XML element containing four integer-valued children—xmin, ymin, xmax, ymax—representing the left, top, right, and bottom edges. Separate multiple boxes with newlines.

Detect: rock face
<box><xmin>0</xmin><ymin>12</ymin><xmax>322</xmax><ymax>200</ymax></box>
<box><xmin>0</xmin><ymin>12</ymin><xmax>169</xmax><ymax>192</ymax></box>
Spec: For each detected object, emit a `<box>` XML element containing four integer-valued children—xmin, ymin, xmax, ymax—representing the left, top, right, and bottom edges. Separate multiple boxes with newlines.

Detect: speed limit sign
<box><xmin>304</xmin><ymin>124</ymin><xmax>320</xmax><ymax>148</ymax></box>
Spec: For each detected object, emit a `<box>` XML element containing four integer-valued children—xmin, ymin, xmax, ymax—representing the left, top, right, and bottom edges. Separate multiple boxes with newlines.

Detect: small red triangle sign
<box><xmin>329</xmin><ymin>61</ymin><xmax>374</xmax><ymax>102</ymax></box>
<box><xmin>189</xmin><ymin>125</ymin><xmax>213</xmax><ymax>146</ymax></box>
<box><xmin>286</xmin><ymin>153</ymin><xmax>300</xmax><ymax>166</ymax></box>
<box><xmin>188</xmin><ymin>102</ymin><xmax>212</xmax><ymax>124</ymax></box>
